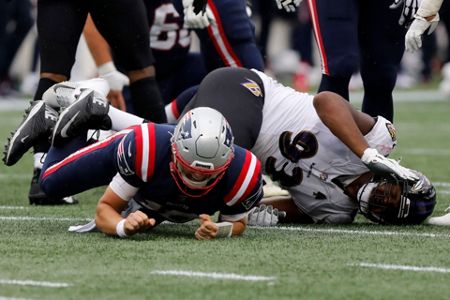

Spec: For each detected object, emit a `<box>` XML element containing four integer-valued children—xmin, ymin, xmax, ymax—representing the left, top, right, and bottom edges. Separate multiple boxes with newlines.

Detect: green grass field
<box><xmin>1</xmin><ymin>98</ymin><xmax>450</xmax><ymax>300</ymax></box>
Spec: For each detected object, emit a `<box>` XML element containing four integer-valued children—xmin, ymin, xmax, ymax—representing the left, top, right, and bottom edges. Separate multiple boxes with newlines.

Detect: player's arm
<box><xmin>95</xmin><ymin>174</ymin><xmax>155</xmax><ymax>237</ymax></box>
<box><xmin>313</xmin><ymin>91</ymin><xmax>373</xmax><ymax>158</ymax></box>
<box><xmin>83</xmin><ymin>14</ymin><xmax>128</xmax><ymax>111</ymax></box>
<box><xmin>313</xmin><ymin>91</ymin><xmax>418</xmax><ymax>181</ymax></box>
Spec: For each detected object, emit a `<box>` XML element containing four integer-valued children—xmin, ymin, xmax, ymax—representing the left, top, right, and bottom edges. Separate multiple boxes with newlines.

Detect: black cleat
<box><xmin>52</xmin><ymin>89</ymin><xmax>111</xmax><ymax>146</ymax></box>
<box><xmin>28</xmin><ymin>168</ymin><xmax>78</xmax><ymax>205</ymax></box>
<box><xmin>3</xmin><ymin>101</ymin><xmax>58</xmax><ymax>166</ymax></box>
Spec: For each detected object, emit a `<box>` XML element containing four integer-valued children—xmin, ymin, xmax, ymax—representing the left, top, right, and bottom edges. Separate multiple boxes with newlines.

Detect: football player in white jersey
<box><xmin>174</xmin><ymin>67</ymin><xmax>436</xmax><ymax>225</ymax></box>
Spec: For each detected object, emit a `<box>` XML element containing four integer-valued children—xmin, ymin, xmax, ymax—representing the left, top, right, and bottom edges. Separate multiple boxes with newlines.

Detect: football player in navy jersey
<box><xmin>3</xmin><ymin>81</ymin><xmax>263</xmax><ymax>239</ymax></box>
<box><xmin>144</xmin><ymin>0</ymin><xmax>208</xmax><ymax>104</ymax></box>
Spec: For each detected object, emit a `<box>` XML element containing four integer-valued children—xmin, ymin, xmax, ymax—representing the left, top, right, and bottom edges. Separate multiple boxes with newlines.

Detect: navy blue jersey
<box><xmin>41</xmin><ymin>123</ymin><xmax>263</xmax><ymax>223</ymax></box>
<box><xmin>144</xmin><ymin>0</ymin><xmax>191</xmax><ymax>78</ymax></box>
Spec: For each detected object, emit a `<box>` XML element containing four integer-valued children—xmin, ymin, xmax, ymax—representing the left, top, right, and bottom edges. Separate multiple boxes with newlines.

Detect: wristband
<box><xmin>98</xmin><ymin>61</ymin><xmax>116</xmax><ymax>76</ymax></box>
<box><xmin>115</xmin><ymin>219</ymin><xmax>129</xmax><ymax>238</ymax></box>
<box><xmin>215</xmin><ymin>222</ymin><xmax>233</xmax><ymax>238</ymax></box>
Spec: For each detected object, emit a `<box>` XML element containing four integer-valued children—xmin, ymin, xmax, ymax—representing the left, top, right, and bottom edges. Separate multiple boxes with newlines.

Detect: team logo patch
<box><xmin>241</xmin><ymin>78</ymin><xmax>263</xmax><ymax>97</ymax></box>
<box><xmin>385</xmin><ymin>123</ymin><xmax>397</xmax><ymax>142</ymax></box>
<box><xmin>117</xmin><ymin>139</ymin><xmax>135</xmax><ymax>176</ymax></box>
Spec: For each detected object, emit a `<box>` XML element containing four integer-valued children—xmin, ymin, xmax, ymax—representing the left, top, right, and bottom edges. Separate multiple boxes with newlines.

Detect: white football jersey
<box><xmin>251</xmin><ymin>69</ymin><xmax>397</xmax><ymax>222</ymax></box>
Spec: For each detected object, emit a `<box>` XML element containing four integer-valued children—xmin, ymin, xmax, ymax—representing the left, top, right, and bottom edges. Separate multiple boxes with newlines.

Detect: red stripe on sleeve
<box><xmin>241</xmin><ymin>155</ymin><xmax>261</xmax><ymax>201</ymax></box>
<box><xmin>224</xmin><ymin>151</ymin><xmax>252</xmax><ymax>203</ymax></box>
<box><xmin>171</xmin><ymin>100</ymin><xmax>180</xmax><ymax>119</ymax></box>
<box><xmin>134</xmin><ymin>125</ymin><xmax>143</xmax><ymax>180</ymax></box>
<box><xmin>145</xmin><ymin>123</ymin><xmax>156</xmax><ymax>181</ymax></box>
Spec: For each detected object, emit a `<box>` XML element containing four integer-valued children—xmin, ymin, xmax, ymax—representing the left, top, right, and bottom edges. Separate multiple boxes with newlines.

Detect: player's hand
<box><xmin>275</xmin><ymin>0</ymin><xmax>302</xmax><ymax>13</ymax></box>
<box><xmin>99</xmin><ymin>69</ymin><xmax>130</xmax><ymax>91</ymax></box>
<box><xmin>107</xmin><ymin>90</ymin><xmax>127</xmax><ymax>111</ymax></box>
<box><xmin>183</xmin><ymin>0</ymin><xmax>213</xmax><ymax>29</ymax></box>
<box><xmin>361</xmin><ymin>148</ymin><xmax>419</xmax><ymax>182</ymax></box>
<box><xmin>195</xmin><ymin>214</ymin><xmax>218</xmax><ymax>240</ymax></box>
<box><xmin>405</xmin><ymin>14</ymin><xmax>439</xmax><ymax>51</ymax></box>
<box><xmin>247</xmin><ymin>204</ymin><xmax>286</xmax><ymax>227</ymax></box>
<box><xmin>124</xmin><ymin>211</ymin><xmax>156</xmax><ymax>236</ymax></box>
<box><xmin>389</xmin><ymin>0</ymin><xmax>420</xmax><ymax>27</ymax></box>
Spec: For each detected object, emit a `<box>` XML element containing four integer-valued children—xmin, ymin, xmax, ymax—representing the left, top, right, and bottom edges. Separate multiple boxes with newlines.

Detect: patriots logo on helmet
<box><xmin>224</xmin><ymin>124</ymin><xmax>233</xmax><ymax>148</ymax></box>
<box><xmin>179</xmin><ymin>113</ymin><xmax>192</xmax><ymax>140</ymax></box>
<box><xmin>241</xmin><ymin>78</ymin><xmax>263</xmax><ymax>97</ymax></box>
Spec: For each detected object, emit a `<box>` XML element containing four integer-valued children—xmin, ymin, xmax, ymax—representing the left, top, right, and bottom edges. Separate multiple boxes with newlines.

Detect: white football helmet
<box><xmin>170</xmin><ymin>107</ymin><xmax>235</xmax><ymax>197</ymax></box>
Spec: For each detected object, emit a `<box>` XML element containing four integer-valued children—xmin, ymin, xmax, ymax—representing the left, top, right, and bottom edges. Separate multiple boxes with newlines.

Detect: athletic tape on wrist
<box><xmin>215</xmin><ymin>222</ymin><xmax>233</xmax><ymax>238</ymax></box>
<box><xmin>115</xmin><ymin>219</ymin><xmax>129</xmax><ymax>238</ymax></box>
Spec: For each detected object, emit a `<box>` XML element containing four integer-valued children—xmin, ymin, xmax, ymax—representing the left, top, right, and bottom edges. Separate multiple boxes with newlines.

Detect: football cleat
<box><xmin>28</xmin><ymin>168</ymin><xmax>78</xmax><ymax>205</ymax></box>
<box><xmin>3</xmin><ymin>101</ymin><xmax>58</xmax><ymax>166</ymax></box>
<box><xmin>52</xmin><ymin>89</ymin><xmax>111</xmax><ymax>146</ymax></box>
<box><xmin>43</xmin><ymin>78</ymin><xmax>110</xmax><ymax>109</ymax></box>
<box><xmin>427</xmin><ymin>207</ymin><xmax>450</xmax><ymax>226</ymax></box>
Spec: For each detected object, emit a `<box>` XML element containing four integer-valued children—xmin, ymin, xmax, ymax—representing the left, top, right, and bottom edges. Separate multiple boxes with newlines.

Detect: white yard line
<box><xmin>0</xmin><ymin>279</ymin><xmax>71</xmax><ymax>288</ymax></box>
<box><xmin>0</xmin><ymin>206</ymin><xmax>26</xmax><ymax>210</ymax></box>
<box><xmin>352</xmin><ymin>262</ymin><xmax>450</xmax><ymax>274</ymax></box>
<box><xmin>252</xmin><ymin>226</ymin><xmax>450</xmax><ymax>238</ymax></box>
<box><xmin>150</xmin><ymin>270</ymin><xmax>275</xmax><ymax>282</ymax></box>
<box><xmin>436</xmin><ymin>182</ymin><xmax>450</xmax><ymax>187</ymax></box>
<box><xmin>0</xmin><ymin>297</ymin><xmax>32</xmax><ymax>300</ymax></box>
<box><xmin>0</xmin><ymin>216</ymin><xmax>91</xmax><ymax>222</ymax></box>
<box><xmin>1</xmin><ymin>215</ymin><xmax>450</xmax><ymax>239</ymax></box>
<box><xmin>400</xmin><ymin>148</ymin><xmax>450</xmax><ymax>156</ymax></box>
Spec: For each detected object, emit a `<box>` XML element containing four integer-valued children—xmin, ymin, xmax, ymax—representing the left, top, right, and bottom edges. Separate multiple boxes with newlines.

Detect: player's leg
<box><xmin>307</xmin><ymin>0</ymin><xmax>359</xmax><ymax>100</ymax></box>
<box><xmin>359</xmin><ymin>0</ymin><xmax>406</xmax><ymax>122</ymax></box>
<box><xmin>165</xmin><ymin>85</ymin><xmax>200</xmax><ymax>124</ymax></box>
<box><xmin>89</xmin><ymin>0</ymin><xmax>166</xmax><ymax>123</ymax></box>
<box><xmin>40</xmin><ymin>133</ymin><xmax>125</xmax><ymax>199</ymax></box>
<box><xmin>28</xmin><ymin>0</ymin><xmax>88</xmax><ymax>204</ymax></box>
<box><xmin>183</xmin><ymin>67</ymin><xmax>264</xmax><ymax>149</ymax></box>
<box><xmin>195</xmin><ymin>0</ymin><xmax>264</xmax><ymax>71</ymax></box>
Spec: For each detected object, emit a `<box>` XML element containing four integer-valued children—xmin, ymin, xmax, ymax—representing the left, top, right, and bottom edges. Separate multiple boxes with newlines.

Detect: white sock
<box><xmin>108</xmin><ymin>106</ymin><xmax>144</xmax><ymax>131</ymax></box>
<box><xmin>33</xmin><ymin>152</ymin><xmax>46</xmax><ymax>169</ymax></box>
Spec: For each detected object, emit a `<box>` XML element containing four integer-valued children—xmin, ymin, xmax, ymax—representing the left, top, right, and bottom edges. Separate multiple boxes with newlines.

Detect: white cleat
<box><xmin>42</xmin><ymin>78</ymin><xmax>110</xmax><ymax>109</ymax></box>
<box><xmin>427</xmin><ymin>207</ymin><xmax>450</xmax><ymax>226</ymax></box>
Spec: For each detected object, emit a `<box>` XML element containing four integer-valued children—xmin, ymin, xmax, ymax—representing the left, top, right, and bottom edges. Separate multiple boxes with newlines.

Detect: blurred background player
<box><xmin>0</xmin><ymin>0</ymin><xmax>33</xmax><ymax>96</ymax></box>
<box><xmin>299</xmin><ymin>0</ymin><xmax>416</xmax><ymax>122</ymax></box>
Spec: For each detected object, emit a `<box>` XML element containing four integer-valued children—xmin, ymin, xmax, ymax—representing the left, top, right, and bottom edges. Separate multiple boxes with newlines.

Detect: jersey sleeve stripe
<box><xmin>206</xmin><ymin>0</ymin><xmax>243</xmax><ymax>68</ymax></box>
<box><xmin>42</xmin><ymin>130</ymin><xmax>129</xmax><ymax>179</ymax></box>
<box><xmin>241</xmin><ymin>157</ymin><xmax>261</xmax><ymax>200</ymax></box>
<box><xmin>134</xmin><ymin>125</ymin><xmax>144</xmax><ymax>180</ymax></box>
<box><xmin>145</xmin><ymin>123</ymin><xmax>156</xmax><ymax>181</ymax></box>
<box><xmin>225</xmin><ymin>152</ymin><xmax>259</xmax><ymax>206</ymax></box>
<box><xmin>171</xmin><ymin>100</ymin><xmax>180</xmax><ymax>119</ymax></box>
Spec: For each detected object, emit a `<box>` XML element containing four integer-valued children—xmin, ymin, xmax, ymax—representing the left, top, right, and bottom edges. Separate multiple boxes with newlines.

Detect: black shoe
<box><xmin>52</xmin><ymin>89</ymin><xmax>111</xmax><ymax>146</ymax></box>
<box><xmin>28</xmin><ymin>168</ymin><xmax>79</xmax><ymax>205</ymax></box>
<box><xmin>3</xmin><ymin>101</ymin><xmax>58</xmax><ymax>166</ymax></box>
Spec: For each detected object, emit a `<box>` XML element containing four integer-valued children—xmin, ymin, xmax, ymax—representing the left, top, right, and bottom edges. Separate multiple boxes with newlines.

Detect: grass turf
<box><xmin>0</xmin><ymin>99</ymin><xmax>450</xmax><ymax>300</ymax></box>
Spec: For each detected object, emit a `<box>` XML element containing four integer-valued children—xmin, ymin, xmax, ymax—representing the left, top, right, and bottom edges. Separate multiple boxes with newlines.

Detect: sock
<box><xmin>318</xmin><ymin>75</ymin><xmax>350</xmax><ymax>101</ymax></box>
<box><xmin>108</xmin><ymin>106</ymin><xmax>144</xmax><ymax>131</ymax></box>
<box><xmin>33</xmin><ymin>152</ymin><xmax>46</xmax><ymax>169</ymax></box>
<box><xmin>34</xmin><ymin>77</ymin><xmax>58</xmax><ymax>100</ymax></box>
<box><xmin>129</xmin><ymin>77</ymin><xmax>167</xmax><ymax>123</ymax></box>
